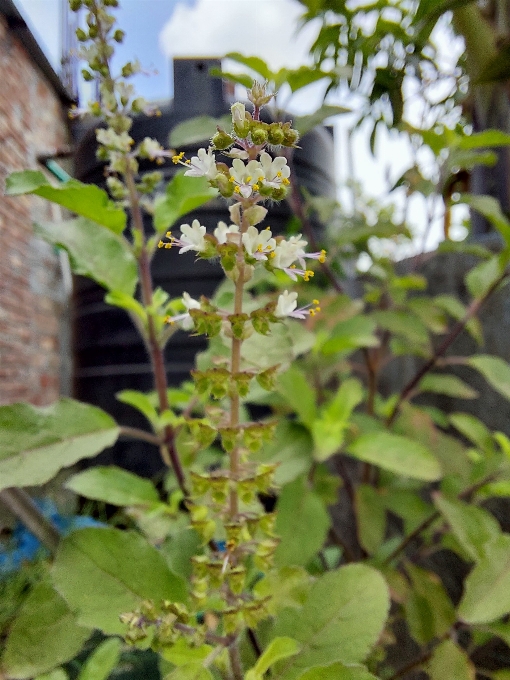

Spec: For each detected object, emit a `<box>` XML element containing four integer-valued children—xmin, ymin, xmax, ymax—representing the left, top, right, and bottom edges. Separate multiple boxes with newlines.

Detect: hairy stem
<box><xmin>124</xmin><ymin>168</ymin><xmax>188</xmax><ymax>494</ymax></box>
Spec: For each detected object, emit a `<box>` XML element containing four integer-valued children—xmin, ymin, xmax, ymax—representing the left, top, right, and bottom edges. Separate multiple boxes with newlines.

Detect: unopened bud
<box><xmin>75</xmin><ymin>28</ymin><xmax>88</xmax><ymax>42</ymax></box>
<box><xmin>250</xmin><ymin>122</ymin><xmax>268</xmax><ymax>145</ymax></box>
<box><xmin>271</xmin><ymin>186</ymin><xmax>288</xmax><ymax>201</ymax></box>
<box><xmin>88</xmin><ymin>24</ymin><xmax>98</xmax><ymax>38</ymax></box>
<box><xmin>268</xmin><ymin>123</ymin><xmax>285</xmax><ymax>146</ymax></box>
<box><xmin>113</xmin><ymin>29</ymin><xmax>125</xmax><ymax>42</ymax></box>
<box><xmin>81</xmin><ymin>68</ymin><xmax>94</xmax><ymax>82</ymax></box>
<box><xmin>248</xmin><ymin>81</ymin><xmax>274</xmax><ymax>107</ymax></box>
<box><xmin>282</xmin><ymin>126</ymin><xmax>300</xmax><ymax>147</ymax></box>
<box><xmin>211</xmin><ymin>128</ymin><xmax>234</xmax><ymax>150</ymax></box>
<box><xmin>104</xmin><ymin>0</ymin><xmax>119</xmax><ymax>6</ymax></box>
<box><xmin>69</xmin><ymin>0</ymin><xmax>82</xmax><ymax>10</ymax></box>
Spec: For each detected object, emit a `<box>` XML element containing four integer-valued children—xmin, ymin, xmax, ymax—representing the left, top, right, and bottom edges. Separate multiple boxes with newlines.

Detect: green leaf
<box><xmin>34</xmin><ymin>671</ymin><xmax>68</xmax><ymax>680</ymax></box>
<box><xmin>465</xmin><ymin>253</ymin><xmax>506</xmax><ymax>299</ymax></box>
<box><xmin>372</xmin><ymin>310</ymin><xmax>430</xmax><ymax>349</ymax></box>
<box><xmin>162</xmin><ymin>529</ymin><xmax>202</xmax><ymax>581</ymax></box>
<box><xmin>78</xmin><ymin>638</ymin><xmax>122</xmax><ymax>680</ymax></box>
<box><xmin>34</xmin><ymin>218</ymin><xmax>137</xmax><ymax>295</ymax></box>
<box><xmin>162</xmin><ymin>639</ymin><xmax>212</xmax><ymax>666</ymax></box>
<box><xmin>286</xmin><ymin>66</ymin><xmax>331</xmax><ymax>93</ymax></box>
<box><xmin>116</xmin><ymin>389</ymin><xmax>159</xmax><ymax>428</ymax></box>
<box><xmin>250</xmin><ymin>638</ymin><xmax>301</xmax><ymax>678</ymax></box>
<box><xmin>5</xmin><ymin>171</ymin><xmax>126</xmax><ymax>234</ymax></box>
<box><xmin>169</xmin><ymin>115</ymin><xmax>231</xmax><ymax>147</ymax></box>
<box><xmin>104</xmin><ymin>291</ymin><xmax>147</xmax><ymax>324</ymax></box>
<box><xmin>355</xmin><ymin>485</ymin><xmax>386</xmax><ymax>554</ymax></box>
<box><xmin>293</xmin><ymin>104</ymin><xmax>351</xmax><ymax>136</ymax></box>
<box><xmin>2</xmin><ymin>581</ymin><xmax>91</xmax><ymax>679</ymax></box>
<box><xmin>153</xmin><ymin>174</ymin><xmax>218</xmax><ymax>233</ymax></box>
<box><xmin>458</xmin><ymin>130</ymin><xmax>510</xmax><ymax>150</ymax></box>
<box><xmin>458</xmin><ymin>534</ymin><xmax>510</xmax><ymax>623</ymax></box>
<box><xmin>449</xmin><ymin>412</ymin><xmax>493</xmax><ymax>452</ymax></box>
<box><xmin>277</xmin><ymin>366</ymin><xmax>317</xmax><ymax>428</ymax></box>
<box><xmin>467</xmin><ymin>354</ymin><xmax>510</xmax><ymax>400</ymax></box>
<box><xmin>0</xmin><ymin>398</ymin><xmax>119</xmax><ymax>491</ymax></box>
<box><xmin>164</xmin><ymin>663</ymin><xmax>213</xmax><ymax>680</ymax></box>
<box><xmin>225</xmin><ymin>52</ymin><xmax>272</xmax><ymax>80</ymax></box>
<box><xmin>460</xmin><ymin>194</ymin><xmax>510</xmax><ymax>245</ymax></box>
<box><xmin>419</xmin><ymin>374</ymin><xmax>478</xmax><ymax>399</ymax></box>
<box><xmin>65</xmin><ymin>466</ymin><xmax>159</xmax><ymax>506</ymax></box>
<box><xmin>433</xmin><ymin>494</ymin><xmax>501</xmax><ymax>562</ymax></box>
<box><xmin>274</xmin><ymin>475</ymin><xmax>330</xmax><ymax>568</ymax></box>
<box><xmin>434</xmin><ymin>294</ymin><xmax>483</xmax><ymax>345</ymax></box>
<box><xmin>254</xmin><ymin>422</ymin><xmax>313</xmax><ymax>486</ymax></box>
<box><xmin>346</xmin><ymin>432</ymin><xmax>442</xmax><ymax>481</ymax></box>
<box><xmin>404</xmin><ymin>564</ymin><xmax>456</xmax><ymax>645</ymax></box>
<box><xmin>312</xmin><ymin>379</ymin><xmax>363</xmax><ymax>461</ymax></box>
<box><xmin>320</xmin><ymin>316</ymin><xmax>379</xmax><ymax>355</ymax></box>
<box><xmin>296</xmin><ymin>663</ymin><xmax>378</xmax><ymax>680</ymax></box>
<box><xmin>254</xmin><ymin>567</ymin><xmax>311</xmax><ymax>615</ymax></box>
<box><xmin>271</xmin><ymin>565</ymin><xmax>390</xmax><ymax>680</ymax></box>
<box><xmin>52</xmin><ymin>527</ymin><xmax>186</xmax><ymax>634</ymax></box>
<box><xmin>426</xmin><ymin>640</ymin><xmax>475</xmax><ymax>680</ymax></box>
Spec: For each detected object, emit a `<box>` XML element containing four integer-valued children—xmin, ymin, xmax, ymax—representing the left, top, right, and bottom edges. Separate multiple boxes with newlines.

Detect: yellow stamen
<box><xmin>253</xmin><ymin>184</ymin><xmax>259</xmax><ymax>191</ymax></box>
<box><xmin>184</xmin><ymin>159</ymin><xmax>191</xmax><ymax>164</ymax></box>
<box><xmin>315</xmin><ymin>306</ymin><xmax>321</xmax><ymax>313</ymax></box>
<box><xmin>234</xmin><ymin>186</ymin><xmax>241</xmax><ymax>193</ymax></box>
<box><xmin>313</xmin><ymin>299</ymin><xmax>319</xmax><ymax>305</ymax></box>
<box><xmin>282</xmin><ymin>178</ymin><xmax>290</xmax><ymax>185</ymax></box>
<box><xmin>246</xmin><ymin>176</ymin><xmax>252</xmax><ymax>182</ymax></box>
<box><xmin>164</xmin><ymin>243</ymin><xmax>172</xmax><ymax>249</ymax></box>
<box><xmin>309</xmin><ymin>309</ymin><xmax>316</xmax><ymax>317</ymax></box>
<box><xmin>166</xmin><ymin>231</ymin><xmax>172</xmax><ymax>238</ymax></box>
<box><xmin>276</xmin><ymin>171</ymin><xmax>282</xmax><ymax>177</ymax></box>
<box><xmin>269</xmin><ymin>251</ymin><xmax>276</xmax><ymax>258</ymax></box>
<box><xmin>158</xmin><ymin>240</ymin><xmax>165</xmax><ymax>248</ymax></box>
<box><xmin>229</xmin><ymin>175</ymin><xmax>236</xmax><ymax>183</ymax></box>
<box><xmin>172</xmin><ymin>151</ymin><xmax>185</xmax><ymax>164</ymax></box>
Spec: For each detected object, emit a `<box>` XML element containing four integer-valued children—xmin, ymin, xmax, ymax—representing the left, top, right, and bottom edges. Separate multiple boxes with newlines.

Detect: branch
<box><xmin>386</xmin><ymin>271</ymin><xmax>509</xmax><ymax>427</ymax></box>
<box><xmin>120</xmin><ymin>426</ymin><xmax>161</xmax><ymax>446</ymax></box>
<box><xmin>0</xmin><ymin>488</ymin><xmax>60</xmax><ymax>555</ymax></box>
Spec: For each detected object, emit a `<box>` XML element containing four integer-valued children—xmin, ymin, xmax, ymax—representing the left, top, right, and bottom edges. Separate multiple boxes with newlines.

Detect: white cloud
<box><xmin>159</xmin><ymin>0</ymin><xmax>317</xmax><ymax>72</ymax></box>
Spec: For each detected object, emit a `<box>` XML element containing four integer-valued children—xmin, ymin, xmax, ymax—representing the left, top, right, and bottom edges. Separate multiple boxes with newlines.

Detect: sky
<box><xmin>13</xmin><ymin>0</ymin><xmax>457</xmax><ymax>252</ymax></box>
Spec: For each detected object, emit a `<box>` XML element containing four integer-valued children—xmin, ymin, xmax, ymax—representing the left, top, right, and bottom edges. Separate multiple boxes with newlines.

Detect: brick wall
<box><xmin>0</xmin><ymin>13</ymin><xmax>71</xmax><ymax>406</ymax></box>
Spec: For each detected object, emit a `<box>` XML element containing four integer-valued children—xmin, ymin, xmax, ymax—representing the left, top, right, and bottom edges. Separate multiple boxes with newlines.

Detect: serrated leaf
<box><xmin>433</xmin><ymin>494</ymin><xmax>501</xmax><ymax>562</ymax></box>
<box><xmin>5</xmin><ymin>171</ymin><xmax>126</xmax><ymax>234</ymax></box>
<box><xmin>169</xmin><ymin>115</ymin><xmax>231</xmax><ymax>147</ymax></box>
<box><xmin>426</xmin><ymin>639</ymin><xmax>475</xmax><ymax>680</ymax></box>
<box><xmin>277</xmin><ymin>366</ymin><xmax>317</xmax><ymax>428</ymax></box>
<box><xmin>2</xmin><ymin>582</ymin><xmax>91</xmax><ymax>679</ymax></box>
<box><xmin>346</xmin><ymin>432</ymin><xmax>442</xmax><ymax>481</ymax></box>
<box><xmin>153</xmin><ymin>173</ymin><xmax>218</xmax><ymax>233</ymax></box>
<box><xmin>271</xmin><ymin>565</ymin><xmax>390</xmax><ymax>680</ymax></box>
<box><xmin>294</xmin><ymin>104</ymin><xmax>351</xmax><ymax>136</ymax></box>
<box><xmin>458</xmin><ymin>534</ymin><xmax>510</xmax><ymax>623</ymax></box>
<box><xmin>52</xmin><ymin>527</ymin><xmax>186</xmax><ymax>634</ymax></box>
<box><xmin>0</xmin><ymin>399</ymin><xmax>119</xmax><ymax>491</ymax></box>
<box><xmin>297</xmin><ymin>663</ymin><xmax>378</xmax><ymax>680</ymax></box>
<box><xmin>419</xmin><ymin>374</ymin><xmax>478</xmax><ymax>399</ymax></box>
<box><xmin>467</xmin><ymin>354</ymin><xmax>510</xmax><ymax>400</ymax></box>
<box><xmin>65</xmin><ymin>466</ymin><xmax>159</xmax><ymax>506</ymax></box>
<box><xmin>34</xmin><ymin>218</ymin><xmax>137</xmax><ymax>295</ymax></box>
<box><xmin>78</xmin><ymin>638</ymin><xmax>122</xmax><ymax>680</ymax></box>
<box><xmin>274</xmin><ymin>476</ymin><xmax>330</xmax><ymax>568</ymax></box>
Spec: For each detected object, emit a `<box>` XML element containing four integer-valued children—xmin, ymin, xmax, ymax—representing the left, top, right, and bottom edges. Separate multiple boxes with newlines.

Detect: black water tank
<box><xmin>73</xmin><ymin>58</ymin><xmax>336</xmax><ymax>476</ymax></box>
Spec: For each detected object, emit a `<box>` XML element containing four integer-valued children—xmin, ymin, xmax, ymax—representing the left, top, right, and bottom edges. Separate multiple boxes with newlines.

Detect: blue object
<box><xmin>0</xmin><ymin>499</ymin><xmax>103</xmax><ymax>578</ymax></box>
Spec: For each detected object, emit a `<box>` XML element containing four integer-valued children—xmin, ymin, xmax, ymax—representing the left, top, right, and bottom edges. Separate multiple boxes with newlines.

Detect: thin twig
<box><xmin>119</xmin><ymin>426</ymin><xmax>161</xmax><ymax>446</ymax></box>
<box><xmin>0</xmin><ymin>488</ymin><xmax>60</xmax><ymax>555</ymax></box>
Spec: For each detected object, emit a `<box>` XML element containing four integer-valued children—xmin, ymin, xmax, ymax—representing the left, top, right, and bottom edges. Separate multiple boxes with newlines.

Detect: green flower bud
<box><xmin>88</xmin><ymin>24</ymin><xmax>98</xmax><ymax>38</ymax></box>
<box><xmin>140</xmin><ymin>600</ymin><xmax>158</xmax><ymax>621</ymax></box>
<box><xmin>248</xmin><ymin>81</ymin><xmax>274</xmax><ymax>107</ymax></box>
<box><xmin>271</xmin><ymin>185</ymin><xmax>288</xmax><ymax>201</ymax></box>
<box><xmin>190</xmin><ymin>471</ymin><xmax>211</xmax><ymax>497</ymax></box>
<box><xmin>104</xmin><ymin>0</ymin><xmax>119</xmax><ymax>6</ymax></box>
<box><xmin>232</xmin><ymin>371</ymin><xmax>253</xmax><ymax>398</ymax></box>
<box><xmin>282</xmin><ymin>126</ymin><xmax>300</xmax><ymax>147</ymax></box>
<box><xmin>228</xmin><ymin>566</ymin><xmax>246</xmax><ymax>596</ymax></box>
<box><xmin>210</xmin><ymin>476</ymin><xmax>229</xmax><ymax>505</ymax></box>
<box><xmin>206</xmin><ymin>560</ymin><xmax>224</xmax><ymax>589</ymax></box>
<box><xmin>213</xmin><ymin>173</ymin><xmax>235</xmax><ymax>198</ymax></box>
<box><xmin>121</xmin><ymin>61</ymin><xmax>135</xmax><ymax>77</ymax></box>
<box><xmin>217</xmin><ymin>242</ymin><xmax>238</xmax><ymax>272</ymax></box>
<box><xmin>268</xmin><ymin>123</ymin><xmax>285</xmax><ymax>146</ymax></box>
<box><xmin>75</xmin><ymin>28</ymin><xmax>88</xmax><ymax>42</ymax></box>
<box><xmin>189</xmin><ymin>309</ymin><xmax>222</xmax><ymax>337</ymax></box>
<box><xmin>131</xmin><ymin>97</ymin><xmax>146</xmax><ymax>113</ymax></box>
<box><xmin>113</xmin><ymin>29</ymin><xmax>125</xmax><ymax>42</ymax></box>
<box><xmin>191</xmin><ymin>554</ymin><xmax>209</xmax><ymax>579</ymax></box>
<box><xmin>81</xmin><ymin>68</ymin><xmax>94</xmax><ymax>82</ymax></box>
<box><xmin>238</xmin><ymin>479</ymin><xmax>257</xmax><ymax>505</ymax></box>
<box><xmin>223</xmin><ymin>608</ymin><xmax>241</xmax><ymax>635</ymax></box>
<box><xmin>211</xmin><ymin>128</ymin><xmax>234</xmax><ymax>150</ymax></box>
<box><xmin>69</xmin><ymin>0</ymin><xmax>82</xmax><ymax>11</ymax></box>
<box><xmin>250</xmin><ymin>121</ymin><xmax>269</xmax><ymax>145</ymax></box>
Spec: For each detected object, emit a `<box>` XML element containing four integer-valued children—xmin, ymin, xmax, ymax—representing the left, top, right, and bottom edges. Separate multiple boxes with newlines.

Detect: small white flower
<box><xmin>166</xmin><ymin>292</ymin><xmax>201</xmax><ymax>330</ymax></box>
<box><xmin>229</xmin><ymin>159</ymin><xmax>264</xmax><ymax>198</ymax></box>
<box><xmin>242</xmin><ymin>225</ymin><xmax>276</xmax><ymax>260</ymax></box>
<box><xmin>224</xmin><ymin>148</ymin><xmax>250</xmax><ymax>160</ymax></box>
<box><xmin>259</xmin><ymin>152</ymin><xmax>291</xmax><ymax>188</ymax></box>
<box><xmin>177</xmin><ymin>219</ymin><xmax>207</xmax><ymax>253</ymax></box>
<box><xmin>275</xmin><ymin>291</ymin><xmax>320</xmax><ymax>319</ymax></box>
<box><xmin>184</xmin><ymin>147</ymin><xmax>217</xmax><ymax>179</ymax></box>
<box><xmin>214</xmin><ymin>221</ymin><xmax>240</xmax><ymax>244</ymax></box>
<box><xmin>271</xmin><ymin>239</ymin><xmax>300</xmax><ymax>269</ymax></box>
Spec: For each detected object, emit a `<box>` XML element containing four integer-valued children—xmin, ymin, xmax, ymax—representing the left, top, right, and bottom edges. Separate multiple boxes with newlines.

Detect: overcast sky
<box><xmin>14</xmin><ymin>0</ymin><xmax>454</xmax><ymax>251</ymax></box>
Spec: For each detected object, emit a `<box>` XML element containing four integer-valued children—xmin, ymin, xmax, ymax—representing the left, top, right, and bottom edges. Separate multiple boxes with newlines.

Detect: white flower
<box><xmin>229</xmin><ymin>159</ymin><xmax>264</xmax><ymax>198</ymax></box>
<box><xmin>224</xmin><ymin>148</ymin><xmax>250</xmax><ymax>160</ymax></box>
<box><xmin>214</xmin><ymin>221</ymin><xmax>240</xmax><ymax>244</ymax></box>
<box><xmin>166</xmin><ymin>292</ymin><xmax>201</xmax><ymax>330</ymax></box>
<box><xmin>242</xmin><ymin>225</ymin><xmax>276</xmax><ymax>260</ymax></box>
<box><xmin>231</xmin><ymin>102</ymin><xmax>246</xmax><ymax>126</ymax></box>
<box><xmin>271</xmin><ymin>239</ymin><xmax>300</xmax><ymax>269</ymax></box>
<box><xmin>275</xmin><ymin>291</ymin><xmax>320</xmax><ymax>319</ymax></box>
<box><xmin>184</xmin><ymin>147</ymin><xmax>217</xmax><ymax>179</ymax></box>
<box><xmin>259</xmin><ymin>152</ymin><xmax>291</xmax><ymax>188</ymax></box>
<box><xmin>176</xmin><ymin>219</ymin><xmax>207</xmax><ymax>253</ymax></box>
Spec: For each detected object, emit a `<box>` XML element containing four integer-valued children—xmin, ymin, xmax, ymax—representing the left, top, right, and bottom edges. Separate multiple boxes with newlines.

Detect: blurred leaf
<box><xmin>5</xmin><ymin>170</ymin><xmax>126</xmax><ymax>234</ymax></box>
<box><xmin>161</xmin><ymin>529</ymin><xmax>201</xmax><ymax>581</ymax></box>
<box><xmin>404</xmin><ymin>564</ymin><xmax>455</xmax><ymax>645</ymax></box>
<box><xmin>320</xmin><ymin>316</ymin><xmax>379</xmax><ymax>355</ymax></box>
<box><xmin>275</xmin><ymin>475</ymin><xmax>330</xmax><ymax>568</ymax></box>
<box><xmin>458</xmin><ymin>534</ymin><xmax>510</xmax><ymax>623</ymax></box>
<box><xmin>356</xmin><ymin>485</ymin><xmax>386</xmax><ymax>554</ymax></box>
<box><xmin>418</xmin><ymin>374</ymin><xmax>478</xmax><ymax>399</ymax></box>
<box><xmin>465</xmin><ymin>253</ymin><xmax>506</xmax><ymax>299</ymax></box>
<box><xmin>271</xmin><ymin>565</ymin><xmax>390</xmax><ymax>679</ymax></box>
<box><xmin>154</xmin><ymin>173</ymin><xmax>218</xmax><ymax>233</ymax></box>
<box><xmin>426</xmin><ymin>639</ymin><xmax>475</xmax><ymax>680</ymax></box>
<box><xmin>162</xmin><ymin>639</ymin><xmax>212</xmax><ymax>666</ymax></box>
<box><xmin>65</xmin><ymin>466</ymin><xmax>159</xmax><ymax>506</ymax></box>
<box><xmin>2</xmin><ymin>582</ymin><xmax>91</xmax><ymax>679</ymax></box>
<box><xmin>247</xmin><ymin>638</ymin><xmax>301</xmax><ymax>680</ymax></box>
<box><xmin>296</xmin><ymin>664</ymin><xmax>378</xmax><ymax>680</ymax></box>
<box><xmin>458</xmin><ymin>130</ymin><xmax>510</xmax><ymax>149</ymax></box>
<box><xmin>434</xmin><ymin>493</ymin><xmax>501</xmax><ymax>561</ymax></box>
<box><xmin>254</xmin><ymin>421</ymin><xmax>313</xmax><ymax>486</ymax></box>
<box><xmin>116</xmin><ymin>389</ymin><xmax>159</xmax><ymax>428</ymax></box>
<box><xmin>312</xmin><ymin>379</ymin><xmax>363</xmax><ymax>461</ymax></box>
<box><xmin>0</xmin><ymin>399</ymin><xmax>119</xmax><ymax>491</ymax></box>
<box><xmin>169</xmin><ymin>115</ymin><xmax>231</xmax><ymax>147</ymax></box>
<box><xmin>294</xmin><ymin>104</ymin><xmax>351</xmax><ymax>136</ymax></box>
<box><xmin>52</xmin><ymin>527</ymin><xmax>186</xmax><ymax>634</ymax></box>
<box><xmin>459</xmin><ymin>194</ymin><xmax>510</xmax><ymax>245</ymax></box>
<box><xmin>254</xmin><ymin>567</ymin><xmax>311</xmax><ymax>615</ymax></box>
<box><xmin>372</xmin><ymin>310</ymin><xmax>430</xmax><ymax>349</ymax></box>
<box><xmin>468</xmin><ymin>354</ymin><xmax>510</xmax><ymax>400</ymax></box>
<box><xmin>34</xmin><ymin>218</ymin><xmax>137</xmax><ymax>295</ymax></box>
<box><xmin>225</xmin><ymin>52</ymin><xmax>272</xmax><ymax>80</ymax></box>
<box><xmin>165</xmin><ymin>664</ymin><xmax>212</xmax><ymax>680</ymax></box>
<box><xmin>78</xmin><ymin>638</ymin><xmax>122</xmax><ymax>680</ymax></box>
<box><xmin>277</xmin><ymin>366</ymin><xmax>317</xmax><ymax>428</ymax></box>
<box><xmin>347</xmin><ymin>432</ymin><xmax>442</xmax><ymax>481</ymax></box>
<box><xmin>434</xmin><ymin>294</ymin><xmax>483</xmax><ymax>345</ymax></box>
<box><xmin>449</xmin><ymin>412</ymin><xmax>493</xmax><ymax>451</ymax></box>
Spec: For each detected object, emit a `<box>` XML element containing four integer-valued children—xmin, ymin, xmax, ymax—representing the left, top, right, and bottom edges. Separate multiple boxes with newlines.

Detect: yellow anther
<box><xmin>166</xmin><ymin>231</ymin><xmax>172</xmax><ymax>238</ymax></box>
<box><xmin>164</xmin><ymin>243</ymin><xmax>172</xmax><ymax>249</ymax></box>
<box><xmin>234</xmin><ymin>186</ymin><xmax>241</xmax><ymax>193</ymax></box>
<box><xmin>229</xmin><ymin>175</ymin><xmax>236</xmax><ymax>183</ymax></box>
<box><xmin>265</xmin><ymin>226</ymin><xmax>271</xmax><ymax>230</ymax></box>
<box><xmin>269</xmin><ymin>251</ymin><xmax>276</xmax><ymax>258</ymax></box>
<box><xmin>185</xmin><ymin>158</ymin><xmax>191</xmax><ymax>164</ymax></box>
<box><xmin>253</xmin><ymin>184</ymin><xmax>259</xmax><ymax>191</ymax></box>
<box><xmin>309</xmin><ymin>309</ymin><xmax>316</xmax><ymax>317</ymax></box>
<box><xmin>164</xmin><ymin>316</ymin><xmax>175</xmax><ymax>325</ymax></box>
<box><xmin>258</xmin><ymin>176</ymin><xmax>264</xmax><ymax>182</ymax></box>
<box><xmin>246</xmin><ymin>176</ymin><xmax>252</xmax><ymax>182</ymax></box>
<box><xmin>172</xmin><ymin>151</ymin><xmax>185</xmax><ymax>164</ymax></box>
<box><xmin>282</xmin><ymin>178</ymin><xmax>290</xmax><ymax>185</ymax></box>
<box><xmin>257</xmin><ymin>244</ymin><xmax>263</xmax><ymax>252</ymax></box>
<box><xmin>316</xmin><ymin>306</ymin><xmax>321</xmax><ymax>313</ymax></box>
<box><xmin>313</xmin><ymin>299</ymin><xmax>319</xmax><ymax>305</ymax></box>
<box><xmin>290</xmin><ymin>265</ymin><xmax>296</xmax><ymax>269</ymax></box>
<box><xmin>276</xmin><ymin>171</ymin><xmax>282</xmax><ymax>177</ymax></box>
<box><xmin>158</xmin><ymin>240</ymin><xmax>165</xmax><ymax>248</ymax></box>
